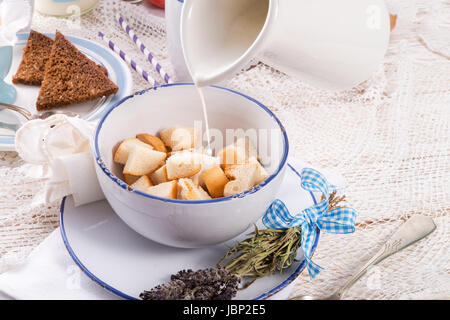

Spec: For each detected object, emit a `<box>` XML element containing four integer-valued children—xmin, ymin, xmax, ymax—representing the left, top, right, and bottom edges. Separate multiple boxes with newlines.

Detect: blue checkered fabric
<box><xmin>263</xmin><ymin>167</ymin><xmax>357</xmax><ymax>279</ymax></box>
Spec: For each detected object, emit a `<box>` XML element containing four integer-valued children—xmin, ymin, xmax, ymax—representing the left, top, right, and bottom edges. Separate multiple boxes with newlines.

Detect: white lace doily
<box><xmin>0</xmin><ymin>0</ymin><xmax>449</xmax><ymax>299</ymax></box>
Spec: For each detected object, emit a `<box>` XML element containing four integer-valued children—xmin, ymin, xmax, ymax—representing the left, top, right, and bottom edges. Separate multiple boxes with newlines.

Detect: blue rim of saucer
<box><xmin>59</xmin><ymin>164</ymin><xmax>320</xmax><ymax>300</ymax></box>
<box><xmin>93</xmin><ymin>83</ymin><xmax>290</xmax><ymax>204</ymax></box>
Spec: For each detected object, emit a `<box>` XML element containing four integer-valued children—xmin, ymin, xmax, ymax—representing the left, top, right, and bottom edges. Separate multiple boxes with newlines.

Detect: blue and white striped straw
<box><xmin>117</xmin><ymin>14</ymin><xmax>173</xmax><ymax>84</ymax></box>
<box><xmin>97</xmin><ymin>31</ymin><xmax>160</xmax><ymax>87</ymax></box>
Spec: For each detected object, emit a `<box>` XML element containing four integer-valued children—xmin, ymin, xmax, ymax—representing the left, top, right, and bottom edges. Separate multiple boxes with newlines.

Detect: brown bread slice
<box><xmin>13</xmin><ymin>30</ymin><xmax>108</xmax><ymax>86</ymax></box>
<box><xmin>12</xmin><ymin>30</ymin><xmax>54</xmax><ymax>85</ymax></box>
<box><xmin>36</xmin><ymin>31</ymin><xmax>118</xmax><ymax>111</ymax></box>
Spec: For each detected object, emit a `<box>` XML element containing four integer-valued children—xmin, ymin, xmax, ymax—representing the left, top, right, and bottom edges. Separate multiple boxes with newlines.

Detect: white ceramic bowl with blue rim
<box><xmin>93</xmin><ymin>83</ymin><xmax>289</xmax><ymax>248</ymax></box>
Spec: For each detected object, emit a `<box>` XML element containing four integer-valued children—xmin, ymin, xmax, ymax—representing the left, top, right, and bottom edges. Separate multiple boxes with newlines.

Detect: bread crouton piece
<box><xmin>189</xmin><ymin>153</ymin><xmax>221</xmax><ymax>186</ymax></box>
<box><xmin>218</xmin><ymin>137</ymin><xmax>258</xmax><ymax>168</ymax></box>
<box><xmin>114</xmin><ymin>138</ymin><xmax>154</xmax><ymax>165</ymax></box>
<box><xmin>166</xmin><ymin>151</ymin><xmax>202</xmax><ymax>180</ymax></box>
<box><xmin>223</xmin><ymin>163</ymin><xmax>258</xmax><ymax>197</ymax></box>
<box><xmin>146</xmin><ymin>180</ymin><xmax>178</xmax><ymax>199</ymax></box>
<box><xmin>235</xmin><ymin>137</ymin><xmax>258</xmax><ymax>161</ymax></box>
<box><xmin>136</xmin><ymin>133</ymin><xmax>168</xmax><ymax>153</ymax></box>
<box><xmin>149</xmin><ymin>164</ymin><xmax>168</xmax><ymax>185</ymax></box>
<box><xmin>177</xmin><ymin>178</ymin><xmax>212</xmax><ymax>201</ymax></box>
<box><xmin>130</xmin><ymin>175</ymin><xmax>153</xmax><ymax>192</ymax></box>
<box><xmin>123</xmin><ymin>173</ymin><xmax>141</xmax><ymax>186</ymax></box>
<box><xmin>224</xmin><ymin>163</ymin><xmax>258</xmax><ymax>181</ymax></box>
<box><xmin>249</xmin><ymin>157</ymin><xmax>269</xmax><ymax>185</ymax></box>
<box><xmin>167</xmin><ymin>148</ymin><xmax>195</xmax><ymax>158</ymax></box>
<box><xmin>159</xmin><ymin>126</ymin><xmax>200</xmax><ymax>151</ymax></box>
<box><xmin>218</xmin><ymin>145</ymin><xmax>240</xmax><ymax>169</ymax></box>
<box><xmin>200</xmin><ymin>166</ymin><xmax>229</xmax><ymax>198</ymax></box>
<box><xmin>123</xmin><ymin>145</ymin><xmax>166</xmax><ymax>176</ymax></box>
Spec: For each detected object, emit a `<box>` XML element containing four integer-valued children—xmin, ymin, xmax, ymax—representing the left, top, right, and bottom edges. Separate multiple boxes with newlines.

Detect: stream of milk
<box><xmin>186</xmin><ymin>0</ymin><xmax>269</xmax><ymax>155</ymax></box>
<box><xmin>196</xmin><ymin>86</ymin><xmax>212</xmax><ymax>155</ymax></box>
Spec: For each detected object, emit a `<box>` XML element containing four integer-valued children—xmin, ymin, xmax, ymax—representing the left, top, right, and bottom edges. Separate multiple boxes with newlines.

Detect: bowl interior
<box><xmin>96</xmin><ymin>84</ymin><xmax>287</xmax><ymax>188</ymax></box>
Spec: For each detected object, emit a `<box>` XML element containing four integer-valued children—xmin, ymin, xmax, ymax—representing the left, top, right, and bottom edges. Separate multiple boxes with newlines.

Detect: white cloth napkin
<box><xmin>0</xmin><ymin>229</ymin><xmax>119</xmax><ymax>300</ymax></box>
<box><xmin>15</xmin><ymin>115</ymin><xmax>105</xmax><ymax>207</ymax></box>
<box><xmin>0</xmin><ymin>0</ymin><xmax>33</xmax><ymax>47</ymax></box>
<box><xmin>0</xmin><ymin>158</ymin><xmax>345</xmax><ymax>300</ymax></box>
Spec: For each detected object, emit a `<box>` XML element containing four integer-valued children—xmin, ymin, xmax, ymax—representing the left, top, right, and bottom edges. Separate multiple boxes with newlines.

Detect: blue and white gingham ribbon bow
<box><xmin>263</xmin><ymin>167</ymin><xmax>357</xmax><ymax>279</ymax></box>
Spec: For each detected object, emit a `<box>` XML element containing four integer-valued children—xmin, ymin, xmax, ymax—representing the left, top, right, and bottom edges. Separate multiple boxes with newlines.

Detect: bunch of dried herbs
<box><xmin>217</xmin><ymin>226</ymin><xmax>301</xmax><ymax>288</ymax></box>
<box><xmin>218</xmin><ymin>191</ymin><xmax>346</xmax><ymax>287</ymax></box>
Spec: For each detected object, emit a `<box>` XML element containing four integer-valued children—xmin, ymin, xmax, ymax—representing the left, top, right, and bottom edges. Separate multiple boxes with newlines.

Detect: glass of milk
<box><xmin>35</xmin><ymin>0</ymin><xmax>99</xmax><ymax>17</ymax></box>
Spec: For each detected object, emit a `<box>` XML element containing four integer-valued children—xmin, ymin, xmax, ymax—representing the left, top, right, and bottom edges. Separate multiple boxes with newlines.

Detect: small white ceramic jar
<box><xmin>35</xmin><ymin>0</ymin><xmax>99</xmax><ymax>17</ymax></box>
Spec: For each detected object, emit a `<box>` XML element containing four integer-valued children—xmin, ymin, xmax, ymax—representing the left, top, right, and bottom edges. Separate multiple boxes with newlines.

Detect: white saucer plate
<box><xmin>60</xmin><ymin>163</ymin><xmax>320</xmax><ymax>300</ymax></box>
<box><xmin>0</xmin><ymin>32</ymin><xmax>133</xmax><ymax>151</ymax></box>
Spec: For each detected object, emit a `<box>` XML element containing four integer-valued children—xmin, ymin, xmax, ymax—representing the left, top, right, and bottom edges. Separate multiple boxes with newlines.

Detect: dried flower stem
<box><xmin>325</xmin><ymin>190</ymin><xmax>346</xmax><ymax>209</ymax></box>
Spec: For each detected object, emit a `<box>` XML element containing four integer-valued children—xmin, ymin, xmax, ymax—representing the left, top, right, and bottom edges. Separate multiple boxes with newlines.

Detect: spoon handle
<box><xmin>0</xmin><ymin>102</ymin><xmax>33</xmax><ymax>121</ymax></box>
<box><xmin>335</xmin><ymin>215</ymin><xmax>436</xmax><ymax>299</ymax></box>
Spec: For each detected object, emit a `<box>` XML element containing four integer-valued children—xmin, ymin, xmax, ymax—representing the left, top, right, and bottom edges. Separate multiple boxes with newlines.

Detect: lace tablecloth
<box><xmin>0</xmin><ymin>0</ymin><xmax>449</xmax><ymax>299</ymax></box>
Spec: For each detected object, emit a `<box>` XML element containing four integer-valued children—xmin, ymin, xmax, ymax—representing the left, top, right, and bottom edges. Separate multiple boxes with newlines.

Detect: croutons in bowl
<box><xmin>93</xmin><ymin>84</ymin><xmax>289</xmax><ymax>248</ymax></box>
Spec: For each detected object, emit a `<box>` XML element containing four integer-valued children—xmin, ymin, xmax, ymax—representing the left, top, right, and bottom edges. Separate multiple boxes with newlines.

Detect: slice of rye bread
<box><xmin>12</xmin><ymin>30</ymin><xmax>53</xmax><ymax>85</ymax></box>
<box><xmin>36</xmin><ymin>31</ymin><xmax>118</xmax><ymax>110</ymax></box>
<box><xmin>13</xmin><ymin>30</ymin><xmax>108</xmax><ymax>86</ymax></box>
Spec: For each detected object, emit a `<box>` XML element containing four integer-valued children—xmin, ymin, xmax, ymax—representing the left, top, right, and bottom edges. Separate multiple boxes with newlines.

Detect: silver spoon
<box><xmin>290</xmin><ymin>215</ymin><xmax>436</xmax><ymax>300</ymax></box>
<box><xmin>0</xmin><ymin>96</ymin><xmax>106</xmax><ymax>121</ymax></box>
<box><xmin>0</xmin><ymin>102</ymin><xmax>79</xmax><ymax>120</ymax></box>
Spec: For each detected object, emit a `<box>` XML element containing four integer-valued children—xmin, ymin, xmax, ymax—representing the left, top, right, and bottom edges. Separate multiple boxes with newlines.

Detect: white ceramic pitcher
<box><xmin>180</xmin><ymin>0</ymin><xmax>391</xmax><ymax>90</ymax></box>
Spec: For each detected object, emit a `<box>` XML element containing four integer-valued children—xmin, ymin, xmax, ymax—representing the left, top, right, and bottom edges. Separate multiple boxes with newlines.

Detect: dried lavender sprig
<box><xmin>172</xmin><ymin>268</ymin><xmax>233</xmax><ymax>287</ymax></box>
<box><xmin>140</xmin><ymin>279</ymin><xmax>186</xmax><ymax>300</ymax></box>
<box><xmin>140</xmin><ymin>268</ymin><xmax>240</xmax><ymax>300</ymax></box>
